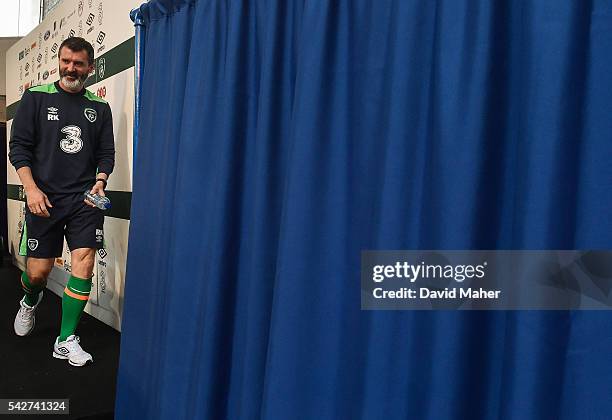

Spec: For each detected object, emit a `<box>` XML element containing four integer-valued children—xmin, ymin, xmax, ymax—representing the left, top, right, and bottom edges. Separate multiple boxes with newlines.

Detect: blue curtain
<box><xmin>116</xmin><ymin>1</ymin><xmax>612</xmax><ymax>419</ymax></box>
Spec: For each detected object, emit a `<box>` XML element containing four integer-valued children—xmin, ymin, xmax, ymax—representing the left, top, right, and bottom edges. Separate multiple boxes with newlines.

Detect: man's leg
<box><xmin>58</xmin><ymin>247</ymin><xmax>95</xmax><ymax>341</ymax></box>
<box><xmin>53</xmin><ymin>248</ymin><xmax>95</xmax><ymax>366</ymax></box>
<box><xmin>15</xmin><ymin>257</ymin><xmax>54</xmax><ymax>336</ymax></box>
<box><xmin>22</xmin><ymin>258</ymin><xmax>54</xmax><ymax>305</ymax></box>
<box><xmin>55</xmin><ymin>194</ymin><xmax>103</xmax><ymax>366</ymax></box>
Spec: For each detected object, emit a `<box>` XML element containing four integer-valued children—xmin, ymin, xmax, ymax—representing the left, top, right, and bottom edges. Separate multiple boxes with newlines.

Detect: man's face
<box><xmin>58</xmin><ymin>47</ymin><xmax>93</xmax><ymax>92</ymax></box>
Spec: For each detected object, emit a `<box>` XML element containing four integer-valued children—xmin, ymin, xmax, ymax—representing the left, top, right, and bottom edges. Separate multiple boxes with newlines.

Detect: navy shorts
<box><xmin>19</xmin><ymin>192</ymin><xmax>105</xmax><ymax>258</ymax></box>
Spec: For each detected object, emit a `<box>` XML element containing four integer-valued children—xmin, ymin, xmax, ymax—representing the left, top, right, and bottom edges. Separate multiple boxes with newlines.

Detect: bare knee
<box><xmin>26</xmin><ymin>267</ymin><xmax>51</xmax><ymax>285</ymax></box>
<box><xmin>26</xmin><ymin>259</ymin><xmax>53</xmax><ymax>285</ymax></box>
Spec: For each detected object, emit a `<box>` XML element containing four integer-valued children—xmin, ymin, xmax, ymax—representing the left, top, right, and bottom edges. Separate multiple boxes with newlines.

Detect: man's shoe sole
<box><xmin>52</xmin><ymin>351</ymin><xmax>92</xmax><ymax>367</ymax></box>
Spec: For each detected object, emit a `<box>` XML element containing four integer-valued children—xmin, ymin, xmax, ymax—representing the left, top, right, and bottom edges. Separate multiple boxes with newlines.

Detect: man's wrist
<box><xmin>23</xmin><ymin>184</ymin><xmax>38</xmax><ymax>193</ymax></box>
<box><xmin>95</xmin><ymin>178</ymin><xmax>107</xmax><ymax>188</ymax></box>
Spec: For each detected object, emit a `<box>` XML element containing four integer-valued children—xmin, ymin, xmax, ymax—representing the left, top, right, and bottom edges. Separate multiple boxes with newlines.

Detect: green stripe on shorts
<box><xmin>19</xmin><ymin>223</ymin><xmax>28</xmax><ymax>257</ymax></box>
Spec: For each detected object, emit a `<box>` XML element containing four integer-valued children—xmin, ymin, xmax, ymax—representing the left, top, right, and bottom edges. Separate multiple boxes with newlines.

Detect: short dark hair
<box><xmin>58</xmin><ymin>37</ymin><xmax>94</xmax><ymax>65</ymax></box>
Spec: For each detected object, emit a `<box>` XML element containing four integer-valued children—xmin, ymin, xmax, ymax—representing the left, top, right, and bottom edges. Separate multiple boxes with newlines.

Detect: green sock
<box><xmin>59</xmin><ymin>275</ymin><xmax>92</xmax><ymax>341</ymax></box>
<box><xmin>21</xmin><ymin>272</ymin><xmax>46</xmax><ymax>307</ymax></box>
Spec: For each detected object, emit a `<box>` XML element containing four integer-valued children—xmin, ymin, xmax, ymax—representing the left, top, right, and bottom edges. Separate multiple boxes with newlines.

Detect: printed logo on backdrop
<box><xmin>96</xmin><ymin>31</ymin><xmax>106</xmax><ymax>53</ymax></box>
<box><xmin>98</xmin><ymin>263</ymin><xmax>107</xmax><ymax>293</ymax></box>
<box><xmin>37</xmin><ymin>53</ymin><xmax>42</xmax><ymax>64</ymax></box>
<box><xmin>86</xmin><ymin>13</ymin><xmax>95</xmax><ymax>34</ymax></box>
<box><xmin>84</xmin><ymin>108</ymin><xmax>97</xmax><ymax>123</ymax></box>
<box><xmin>98</xmin><ymin>1</ymin><xmax>103</xmax><ymax>25</ymax></box>
<box><xmin>78</xmin><ymin>0</ymin><xmax>84</xmax><ymax>16</ymax></box>
<box><xmin>98</xmin><ymin>257</ymin><xmax>108</xmax><ymax>294</ymax></box>
<box><xmin>51</xmin><ymin>43</ymin><xmax>58</xmax><ymax>54</ymax></box>
<box><xmin>43</xmin><ymin>71</ymin><xmax>49</xmax><ymax>80</ymax></box>
<box><xmin>44</xmin><ymin>30</ymin><xmax>51</xmax><ymax>42</ymax></box>
<box><xmin>95</xmin><ymin>229</ymin><xmax>104</xmax><ymax>243</ymax></box>
<box><xmin>59</xmin><ymin>125</ymin><xmax>83</xmax><ymax>153</ymax></box>
<box><xmin>55</xmin><ymin>258</ymin><xmax>64</xmax><ymax>268</ymax></box>
<box><xmin>98</xmin><ymin>57</ymin><xmax>105</xmax><ymax>79</ymax></box>
<box><xmin>96</xmin><ymin>86</ymin><xmax>106</xmax><ymax>99</ymax></box>
<box><xmin>27</xmin><ymin>239</ymin><xmax>39</xmax><ymax>251</ymax></box>
<box><xmin>25</xmin><ymin>62</ymin><xmax>30</xmax><ymax>72</ymax></box>
<box><xmin>44</xmin><ymin>47</ymin><xmax>48</xmax><ymax>64</ymax></box>
<box><xmin>88</xmin><ymin>0</ymin><xmax>93</xmax><ymax>8</ymax></box>
<box><xmin>98</xmin><ymin>249</ymin><xmax>107</xmax><ymax>259</ymax></box>
<box><xmin>62</xmin><ymin>242</ymin><xmax>72</xmax><ymax>273</ymax></box>
<box><xmin>16</xmin><ymin>205</ymin><xmax>26</xmax><ymax>254</ymax></box>
<box><xmin>17</xmin><ymin>204</ymin><xmax>26</xmax><ymax>241</ymax></box>
<box><xmin>69</xmin><ymin>29</ymin><xmax>75</xmax><ymax>38</ymax></box>
<box><xmin>19</xmin><ymin>50</ymin><xmax>24</xmax><ymax>60</ymax></box>
<box><xmin>78</xmin><ymin>20</ymin><xmax>83</xmax><ymax>36</ymax></box>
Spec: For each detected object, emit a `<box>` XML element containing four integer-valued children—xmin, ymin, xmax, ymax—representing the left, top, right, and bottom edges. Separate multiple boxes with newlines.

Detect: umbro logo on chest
<box><xmin>47</xmin><ymin>107</ymin><xmax>59</xmax><ymax>121</ymax></box>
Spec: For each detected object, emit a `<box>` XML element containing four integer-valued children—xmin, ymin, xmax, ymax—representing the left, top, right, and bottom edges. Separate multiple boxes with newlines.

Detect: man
<box><xmin>9</xmin><ymin>37</ymin><xmax>115</xmax><ymax>367</ymax></box>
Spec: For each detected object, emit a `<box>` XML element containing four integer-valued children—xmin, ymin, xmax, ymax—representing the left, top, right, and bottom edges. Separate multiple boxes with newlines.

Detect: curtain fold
<box><xmin>116</xmin><ymin>1</ymin><xmax>612</xmax><ymax>419</ymax></box>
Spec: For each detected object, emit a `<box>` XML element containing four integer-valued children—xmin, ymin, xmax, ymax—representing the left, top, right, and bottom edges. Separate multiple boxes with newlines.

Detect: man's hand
<box><xmin>26</xmin><ymin>187</ymin><xmax>52</xmax><ymax>217</ymax></box>
<box><xmin>84</xmin><ymin>180</ymin><xmax>106</xmax><ymax>207</ymax></box>
<box><xmin>16</xmin><ymin>167</ymin><xmax>52</xmax><ymax>217</ymax></box>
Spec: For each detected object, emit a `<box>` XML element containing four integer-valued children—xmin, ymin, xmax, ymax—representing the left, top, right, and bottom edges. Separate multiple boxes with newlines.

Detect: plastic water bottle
<box><xmin>84</xmin><ymin>191</ymin><xmax>112</xmax><ymax>210</ymax></box>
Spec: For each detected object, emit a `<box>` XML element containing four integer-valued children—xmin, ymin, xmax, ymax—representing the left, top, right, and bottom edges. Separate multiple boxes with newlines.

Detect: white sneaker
<box><xmin>14</xmin><ymin>292</ymin><xmax>43</xmax><ymax>336</ymax></box>
<box><xmin>53</xmin><ymin>335</ymin><xmax>93</xmax><ymax>366</ymax></box>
